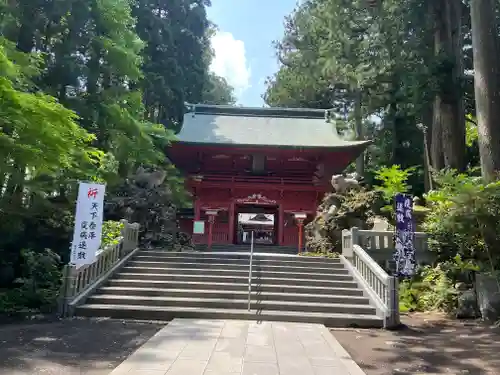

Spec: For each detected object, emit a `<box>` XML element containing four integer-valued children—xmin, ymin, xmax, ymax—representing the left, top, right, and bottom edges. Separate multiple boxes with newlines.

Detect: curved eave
<box><xmin>170</xmin><ymin>139</ymin><xmax>373</xmax><ymax>151</ymax></box>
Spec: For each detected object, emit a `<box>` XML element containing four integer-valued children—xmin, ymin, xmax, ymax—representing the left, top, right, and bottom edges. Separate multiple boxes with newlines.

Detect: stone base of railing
<box><xmin>384</xmin><ymin>276</ymin><xmax>401</xmax><ymax>329</ymax></box>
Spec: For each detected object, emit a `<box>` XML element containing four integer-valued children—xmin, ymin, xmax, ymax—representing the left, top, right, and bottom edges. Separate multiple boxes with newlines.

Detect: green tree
<box><xmin>0</xmin><ymin>38</ymin><xmax>102</xmax><ymax>281</ymax></box>
<box><xmin>0</xmin><ymin>38</ymin><xmax>102</xmax><ymax>204</ymax></box>
<box><xmin>201</xmin><ymin>73</ymin><xmax>236</xmax><ymax>105</ymax></box>
<box><xmin>265</xmin><ymin>0</ymin><xmax>474</xmax><ymax>192</ymax></box>
<box><xmin>0</xmin><ymin>0</ymin><xmax>216</xmax><ymax>294</ymax></box>
<box><xmin>134</xmin><ymin>0</ymin><xmax>212</xmax><ymax>130</ymax></box>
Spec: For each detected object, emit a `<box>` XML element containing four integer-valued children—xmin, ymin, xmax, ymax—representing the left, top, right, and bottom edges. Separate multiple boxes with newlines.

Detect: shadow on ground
<box><xmin>333</xmin><ymin>312</ymin><xmax>500</xmax><ymax>375</ymax></box>
<box><xmin>0</xmin><ymin>318</ymin><xmax>165</xmax><ymax>375</ymax></box>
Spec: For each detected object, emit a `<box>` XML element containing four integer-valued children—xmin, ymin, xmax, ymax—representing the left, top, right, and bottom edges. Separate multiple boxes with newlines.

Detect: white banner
<box><xmin>70</xmin><ymin>182</ymin><xmax>106</xmax><ymax>268</ymax></box>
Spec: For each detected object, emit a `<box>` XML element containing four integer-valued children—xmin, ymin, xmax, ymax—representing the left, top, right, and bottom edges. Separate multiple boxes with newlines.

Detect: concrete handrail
<box><xmin>356</xmin><ymin>229</ymin><xmax>428</xmax><ymax>252</ymax></box>
<box><xmin>58</xmin><ymin>220</ymin><xmax>140</xmax><ymax>317</ymax></box>
<box><xmin>340</xmin><ymin>227</ymin><xmax>400</xmax><ymax>328</ymax></box>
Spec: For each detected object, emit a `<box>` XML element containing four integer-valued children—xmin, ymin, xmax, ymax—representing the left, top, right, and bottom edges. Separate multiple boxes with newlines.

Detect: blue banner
<box><xmin>393</xmin><ymin>193</ymin><xmax>416</xmax><ymax>276</ymax></box>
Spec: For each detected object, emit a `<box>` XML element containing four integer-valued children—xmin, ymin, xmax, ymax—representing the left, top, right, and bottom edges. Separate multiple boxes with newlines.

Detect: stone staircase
<box><xmin>76</xmin><ymin>250</ymin><xmax>384</xmax><ymax>328</ymax></box>
<box><xmin>196</xmin><ymin>244</ymin><xmax>301</xmax><ymax>255</ymax></box>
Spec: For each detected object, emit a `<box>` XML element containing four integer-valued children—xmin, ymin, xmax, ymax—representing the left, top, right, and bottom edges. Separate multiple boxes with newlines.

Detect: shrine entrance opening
<box><xmin>235</xmin><ymin>204</ymin><xmax>278</xmax><ymax>245</ymax></box>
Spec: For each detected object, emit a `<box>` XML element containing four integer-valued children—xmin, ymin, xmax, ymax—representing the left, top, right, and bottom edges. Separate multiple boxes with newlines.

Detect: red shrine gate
<box><xmin>191</xmin><ymin>187</ymin><xmax>317</xmax><ymax>248</ymax></box>
<box><xmin>169</xmin><ymin>104</ymin><xmax>371</xmax><ymax>251</ymax></box>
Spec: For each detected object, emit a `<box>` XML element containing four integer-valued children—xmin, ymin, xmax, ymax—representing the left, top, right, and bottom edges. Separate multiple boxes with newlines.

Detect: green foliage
<box><xmin>0</xmin><ymin>0</ymin><xmax>228</xmax><ymax>313</ymax></box>
<box><xmin>101</xmin><ymin>220</ymin><xmax>124</xmax><ymax>247</ymax></box>
<box><xmin>399</xmin><ymin>255</ymin><xmax>479</xmax><ymax>313</ymax></box>
<box><xmin>265</xmin><ymin>0</ymin><xmax>431</xmax><ymax>151</ymax></box>
<box><xmin>0</xmin><ymin>38</ymin><xmax>103</xmax><ymax>179</ymax></box>
<box><xmin>202</xmin><ymin>73</ymin><xmax>236</xmax><ymax>105</ymax></box>
<box><xmin>423</xmin><ymin>170</ymin><xmax>500</xmax><ymax>269</ymax></box>
<box><xmin>0</xmin><ymin>249</ymin><xmax>61</xmax><ymax>314</ymax></box>
<box><xmin>373</xmin><ymin>165</ymin><xmax>415</xmax><ymax>201</ymax></box>
<box><xmin>465</xmin><ymin>114</ymin><xmax>478</xmax><ymax>147</ymax></box>
<box><xmin>373</xmin><ymin>165</ymin><xmax>415</xmax><ymax>218</ymax></box>
<box><xmin>264</xmin><ymin>0</ymin><xmax>479</xmax><ymax>187</ymax></box>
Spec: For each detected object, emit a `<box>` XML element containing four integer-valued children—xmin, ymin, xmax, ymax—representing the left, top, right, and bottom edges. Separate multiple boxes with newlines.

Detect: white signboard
<box><xmin>193</xmin><ymin>220</ymin><xmax>205</xmax><ymax>234</ymax></box>
<box><xmin>70</xmin><ymin>182</ymin><xmax>106</xmax><ymax>268</ymax></box>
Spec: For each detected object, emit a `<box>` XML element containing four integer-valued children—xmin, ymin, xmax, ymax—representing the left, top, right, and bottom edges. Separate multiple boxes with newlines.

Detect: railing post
<box><xmin>351</xmin><ymin>227</ymin><xmax>359</xmax><ymax>246</ymax></box>
<box><xmin>344</xmin><ymin>227</ymin><xmax>359</xmax><ymax>258</ymax></box>
<box><xmin>342</xmin><ymin>229</ymin><xmax>352</xmax><ymax>257</ymax></box>
<box><xmin>120</xmin><ymin>220</ymin><xmax>140</xmax><ymax>255</ymax></box>
<box><xmin>120</xmin><ymin>219</ymin><xmax>130</xmax><ymax>254</ymax></box>
<box><xmin>58</xmin><ymin>264</ymin><xmax>77</xmax><ymax>317</ymax></box>
<box><xmin>385</xmin><ymin>276</ymin><xmax>400</xmax><ymax>329</ymax></box>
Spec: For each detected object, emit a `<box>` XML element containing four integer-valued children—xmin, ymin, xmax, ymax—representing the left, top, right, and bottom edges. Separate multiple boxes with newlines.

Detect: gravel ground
<box><xmin>0</xmin><ymin>318</ymin><xmax>164</xmax><ymax>375</ymax></box>
<box><xmin>332</xmin><ymin>312</ymin><xmax>500</xmax><ymax>375</ymax></box>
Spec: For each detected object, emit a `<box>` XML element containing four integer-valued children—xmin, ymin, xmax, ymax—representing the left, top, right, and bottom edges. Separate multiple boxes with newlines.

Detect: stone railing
<box><xmin>350</xmin><ymin>227</ymin><xmax>433</xmax><ymax>268</ymax></box>
<box><xmin>341</xmin><ymin>228</ymin><xmax>399</xmax><ymax>328</ymax></box>
<box><xmin>58</xmin><ymin>219</ymin><xmax>140</xmax><ymax>316</ymax></box>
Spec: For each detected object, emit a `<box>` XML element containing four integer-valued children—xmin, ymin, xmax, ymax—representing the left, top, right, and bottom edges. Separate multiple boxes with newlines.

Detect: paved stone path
<box><xmin>110</xmin><ymin>319</ymin><xmax>366</xmax><ymax>375</ymax></box>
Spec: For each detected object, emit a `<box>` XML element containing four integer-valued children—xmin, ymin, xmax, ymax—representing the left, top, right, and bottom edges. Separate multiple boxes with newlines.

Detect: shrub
<box><xmin>398</xmin><ymin>255</ymin><xmax>480</xmax><ymax>313</ymax></box>
<box><xmin>373</xmin><ymin>165</ymin><xmax>418</xmax><ymax>224</ymax></box>
<box><xmin>373</xmin><ymin>165</ymin><xmax>416</xmax><ymax>203</ymax></box>
<box><xmin>0</xmin><ymin>248</ymin><xmax>61</xmax><ymax>314</ymax></box>
<box><xmin>101</xmin><ymin>220</ymin><xmax>124</xmax><ymax>248</ymax></box>
<box><xmin>423</xmin><ymin>170</ymin><xmax>500</xmax><ymax>271</ymax></box>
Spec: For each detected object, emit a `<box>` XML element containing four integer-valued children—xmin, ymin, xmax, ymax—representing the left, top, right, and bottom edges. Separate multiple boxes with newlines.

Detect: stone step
<box><xmin>132</xmin><ymin>255</ymin><xmax>343</xmax><ymax>269</ymax></box>
<box><xmin>128</xmin><ymin>260</ymin><xmax>345</xmax><ymax>273</ymax></box>
<box><xmin>107</xmin><ymin>279</ymin><xmax>365</xmax><ymax>296</ymax></box>
<box><xmin>97</xmin><ymin>286</ymin><xmax>370</xmax><ymax>305</ymax></box>
<box><xmin>73</xmin><ymin>246</ymin><xmax>381</xmax><ymax>328</ymax></box>
<box><xmin>138</xmin><ymin>251</ymin><xmax>340</xmax><ymax>264</ymax></box>
<box><xmin>76</xmin><ymin>304</ymin><xmax>383</xmax><ymax>328</ymax></box>
<box><xmin>114</xmin><ymin>272</ymin><xmax>359</xmax><ymax>288</ymax></box>
<box><xmin>211</xmin><ymin>249</ymin><xmax>299</xmax><ymax>255</ymax></box>
<box><xmin>197</xmin><ymin>245</ymin><xmax>300</xmax><ymax>255</ymax></box>
<box><xmin>87</xmin><ymin>295</ymin><xmax>376</xmax><ymax>315</ymax></box>
<box><xmin>121</xmin><ymin>266</ymin><xmax>350</xmax><ymax>280</ymax></box>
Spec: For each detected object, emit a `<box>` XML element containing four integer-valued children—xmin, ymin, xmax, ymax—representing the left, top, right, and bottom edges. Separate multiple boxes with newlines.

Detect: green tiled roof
<box><xmin>175</xmin><ymin>104</ymin><xmax>371</xmax><ymax>149</ymax></box>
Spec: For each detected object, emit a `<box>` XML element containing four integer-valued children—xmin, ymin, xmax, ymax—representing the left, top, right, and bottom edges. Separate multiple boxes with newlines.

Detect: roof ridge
<box><xmin>185</xmin><ymin>103</ymin><xmax>330</xmax><ymax>119</ymax></box>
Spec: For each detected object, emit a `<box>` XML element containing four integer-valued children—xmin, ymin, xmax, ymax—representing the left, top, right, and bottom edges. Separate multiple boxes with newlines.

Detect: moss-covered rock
<box><xmin>305</xmin><ymin>188</ymin><xmax>385</xmax><ymax>253</ymax></box>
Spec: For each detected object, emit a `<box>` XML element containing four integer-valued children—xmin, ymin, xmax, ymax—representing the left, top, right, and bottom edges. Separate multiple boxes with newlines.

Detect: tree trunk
<box><xmin>470</xmin><ymin>0</ymin><xmax>500</xmax><ymax>182</ymax></box>
<box><xmin>422</xmin><ymin>105</ymin><xmax>434</xmax><ymax>191</ymax></box>
<box><xmin>447</xmin><ymin>0</ymin><xmax>466</xmax><ymax>170</ymax></box>
<box><xmin>431</xmin><ymin>0</ymin><xmax>466</xmax><ymax>171</ymax></box>
<box><xmin>353</xmin><ymin>89</ymin><xmax>364</xmax><ymax>176</ymax></box>
<box><xmin>431</xmin><ymin>96</ymin><xmax>445</xmax><ymax>169</ymax></box>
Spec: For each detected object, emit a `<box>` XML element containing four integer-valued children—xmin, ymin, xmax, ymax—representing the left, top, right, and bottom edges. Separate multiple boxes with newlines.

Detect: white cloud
<box><xmin>210</xmin><ymin>31</ymin><xmax>251</xmax><ymax>100</ymax></box>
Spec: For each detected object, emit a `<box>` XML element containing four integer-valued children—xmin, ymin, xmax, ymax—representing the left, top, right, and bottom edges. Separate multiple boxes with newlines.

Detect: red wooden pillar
<box><xmin>294</xmin><ymin>213</ymin><xmax>307</xmax><ymax>254</ymax></box>
<box><xmin>194</xmin><ymin>199</ymin><xmax>201</xmax><ymax>220</ymax></box>
<box><xmin>206</xmin><ymin>210</ymin><xmax>218</xmax><ymax>250</ymax></box>
<box><xmin>297</xmin><ymin>220</ymin><xmax>304</xmax><ymax>254</ymax></box>
<box><xmin>278</xmin><ymin>204</ymin><xmax>284</xmax><ymax>245</ymax></box>
<box><xmin>228</xmin><ymin>201</ymin><xmax>235</xmax><ymax>244</ymax></box>
<box><xmin>193</xmin><ymin>199</ymin><xmax>201</xmax><ymax>244</ymax></box>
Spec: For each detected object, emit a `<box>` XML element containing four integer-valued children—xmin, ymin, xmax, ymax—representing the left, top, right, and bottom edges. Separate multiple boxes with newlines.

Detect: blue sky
<box><xmin>207</xmin><ymin>0</ymin><xmax>298</xmax><ymax>107</ymax></box>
